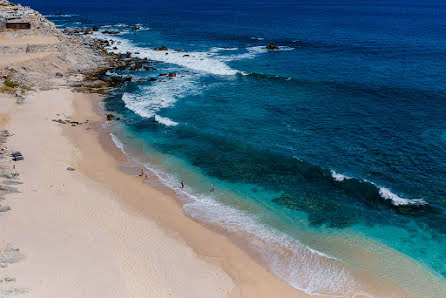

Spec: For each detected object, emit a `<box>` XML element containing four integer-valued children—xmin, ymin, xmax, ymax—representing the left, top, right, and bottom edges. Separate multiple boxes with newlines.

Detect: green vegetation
<box><xmin>1</xmin><ymin>76</ymin><xmax>31</xmax><ymax>94</ymax></box>
<box><xmin>4</xmin><ymin>80</ymin><xmax>19</xmax><ymax>89</ymax></box>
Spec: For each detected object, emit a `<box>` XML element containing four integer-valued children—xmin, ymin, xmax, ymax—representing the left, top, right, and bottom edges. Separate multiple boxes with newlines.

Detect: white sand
<box><xmin>0</xmin><ymin>90</ymin><xmax>236</xmax><ymax>297</ymax></box>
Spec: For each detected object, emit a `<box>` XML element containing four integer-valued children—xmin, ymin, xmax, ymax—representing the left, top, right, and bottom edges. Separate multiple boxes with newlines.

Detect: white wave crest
<box><xmin>93</xmin><ymin>32</ymin><xmax>238</xmax><ymax>75</ymax></box>
<box><xmin>154</xmin><ymin>115</ymin><xmax>178</xmax><ymax>126</ymax></box>
<box><xmin>122</xmin><ymin>73</ymin><xmax>199</xmax><ymax>119</ymax></box>
<box><xmin>331</xmin><ymin>170</ymin><xmax>352</xmax><ymax>182</ymax></box>
<box><xmin>378</xmin><ymin>187</ymin><xmax>426</xmax><ymax>206</ymax></box>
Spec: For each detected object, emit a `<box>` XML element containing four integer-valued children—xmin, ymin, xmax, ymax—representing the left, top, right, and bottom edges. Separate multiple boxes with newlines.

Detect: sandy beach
<box><xmin>0</xmin><ymin>88</ymin><xmax>310</xmax><ymax>297</ymax></box>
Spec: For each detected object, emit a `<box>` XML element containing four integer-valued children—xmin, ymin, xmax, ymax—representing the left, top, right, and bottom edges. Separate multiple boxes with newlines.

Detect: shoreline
<box><xmin>66</xmin><ymin>90</ymin><xmax>311</xmax><ymax>297</ymax></box>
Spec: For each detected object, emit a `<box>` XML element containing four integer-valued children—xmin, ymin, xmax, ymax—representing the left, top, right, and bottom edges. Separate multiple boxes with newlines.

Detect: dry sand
<box><xmin>0</xmin><ymin>89</ymin><xmax>308</xmax><ymax>297</ymax></box>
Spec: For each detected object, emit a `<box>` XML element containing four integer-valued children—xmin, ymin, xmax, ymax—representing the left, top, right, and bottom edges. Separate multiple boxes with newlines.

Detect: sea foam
<box><xmin>330</xmin><ymin>170</ymin><xmax>351</xmax><ymax>182</ymax></box>
<box><xmin>154</xmin><ymin>115</ymin><xmax>178</xmax><ymax>126</ymax></box>
<box><xmin>378</xmin><ymin>187</ymin><xmax>426</xmax><ymax>206</ymax></box>
<box><xmin>94</xmin><ymin>32</ymin><xmax>239</xmax><ymax>75</ymax></box>
<box><xmin>331</xmin><ymin>170</ymin><xmax>427</xmax><ymax>206</ymax></box>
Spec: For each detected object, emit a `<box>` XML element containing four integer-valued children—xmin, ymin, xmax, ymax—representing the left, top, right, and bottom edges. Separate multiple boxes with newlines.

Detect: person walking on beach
<box><xmin>181</xmin><ymin>181</ymin><xmax>184</xmax><ymax>188</ymax></box>
<box><xmin>141</xmin><ymin>168</ymin><xmax>144</xmax><ymax>176</ymax></box>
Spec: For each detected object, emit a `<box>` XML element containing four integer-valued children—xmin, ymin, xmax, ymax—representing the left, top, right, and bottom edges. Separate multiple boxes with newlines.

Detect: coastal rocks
<box><xmin>103</xmin><ymin>30</ymin><xmax>120</xmax><ymax>35</ymax></box>
<box><xmin>106</xmin><ymin>114</ymin><xmax>115</xmax><ymax>121</ymax></box>
<box><xmin>92</xmin><ymin>26</ymin><xmax>99</xmax><ymax>32</ymax></box>
<box><xmin>66</xmin><ymin>167</ymin><xmax>75</xmax><ymax>171</ymax></box>
<box><xmin>55</xmin><ymin>72</ymin><xmax>63</xmax><ymax>78</ymax></box>
<box><xmin>265</xmin><ymin>44</ymin><xmax>280</xmax><ymax>50</ymax></box>
<box><xmin>0</xmin><ymin>205</ymin><xmax>11</xmax><ymax>212</ymax></box>
<box><xmin>153</xmin><ymin>46</ymin><xmax>168</xmax><ymax>51</ymax></box>
<box><xmin>148</xmin><ymin>78</ymin><xmax>157</xmax><ymax>82</ymax></box>
<box><xmin>132</xmin><ymin>26</ymin><xmax>141</xmax><ymax>31</ymax></box>
<box><xmin>0</xmin><ymin>244</ymin><xmax>23</xmax><ymax>265</ymax></box>
<box><xmin>168</xmin><ymin>72</ymin><xmax>176</xmax><ymax>77</ymax></box>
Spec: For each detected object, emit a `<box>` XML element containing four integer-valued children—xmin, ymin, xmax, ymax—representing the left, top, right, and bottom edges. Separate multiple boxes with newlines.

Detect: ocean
<box><xmin>19</xmin><ymin>0</ymin><xmax>446</xmax><ymax>295</ymax></box>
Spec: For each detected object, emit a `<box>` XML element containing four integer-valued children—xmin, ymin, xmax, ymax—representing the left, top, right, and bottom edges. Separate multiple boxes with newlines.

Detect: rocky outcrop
<box><xmin>265</xmin><ymin>44</ymin><xmax>280</xmax><ymax>50</ymax></box>
<box><xmin>153</xmin><ymin>46</ymin><xmax>168</xmax><ymax>51</ymax></box>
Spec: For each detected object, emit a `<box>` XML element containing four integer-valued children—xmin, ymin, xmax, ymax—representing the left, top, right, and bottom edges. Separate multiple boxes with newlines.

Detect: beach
<box><xmin>0</xmin><ymin>87</ymin><xmax>314</xmax><ymax>297</ymax></box>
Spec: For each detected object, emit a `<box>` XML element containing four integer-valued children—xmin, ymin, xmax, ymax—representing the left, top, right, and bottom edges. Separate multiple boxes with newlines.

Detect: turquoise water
<box><xmin>24</xmin><ymin>0</ymin><xmax>446</xmax><ymax>295</ymax></box>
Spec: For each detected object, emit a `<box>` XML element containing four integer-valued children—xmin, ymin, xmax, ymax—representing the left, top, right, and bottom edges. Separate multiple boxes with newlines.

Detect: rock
<box><xmin>106</xmin><ymin>114</ymin><xmax>115</xmax><ymax>121</ymax></box>
<box><xmin>116</xmin><ymin>117</ymin><xmax>121</xmax><ymax>120</ymax></box>
<box><xmin>0</xmin><ymin>205</ymin><xmax>11</xmax><ymax>212</ymax></box>
<box><xmin>132</xmin><ymin>26</ymin><xmax>141</xmax><ymax>31</ymax></box>
<box><xmin>168</xmin><ymin>72</ymin><xmax>176</xmax><ymax>77</ymax></box>
<box><xmin>63</xmin><ymin>27</ymin><xmax>78</xmax><ymax>34</ymax></box>
<box><xmin>158</xmin><ymin>74</ymin><xmax>167</xmax><ymax>77</ymax></box>
<box><xmin>175</xmin><ymin>49</ymin><xmax>183</xmax><ymax>52</ymax></box>
<box><xmin>148</xmin><ymin>78</ymin><xmax>157</xmax><ymax>82</ymax></box>
<box><xmin>183</xmin><ymin>54</ymin><xmax>190</xmax><ymax>57</ymax></box>
<box><xmin>153</xmin><ymin>46</ymin><xmax>168</xmax><ymax>51</ymax></box>
<box><xmin>55</xmin><ymin>72</ymin><xmax>63</xmax><ymax>78</ymax></box>
<box><xmin>112</xmin><ymin>46</ymin><xmax>118</xmax><ymax>50</ymax></box>
<box><xmin>4</xmin><ymin>277</ymin><xmax>16</xmax><ymax>282</ymax></box>
<box><xmin>92</xmin><ymin>26</ymin><xmax>99</xmax><ymax>31</ymax></box>
<box><xmin>265</xmin><ymin>44</ymin><xmax>280</xmax><ymax>50</ymax></box>
<box><xmin>66</xmin><ymin>167</ymin><xmax>75</xmax><ymax>171</ymax></box>
<box><xmin>103</xmin><ymin>30</ymin><xmax>121</xmax><ymax>35</ymax></box>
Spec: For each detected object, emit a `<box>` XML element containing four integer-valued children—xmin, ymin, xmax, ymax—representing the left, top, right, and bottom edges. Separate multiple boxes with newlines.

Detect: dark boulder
<box><xmin>265</xmin><ymin>44</ymin><xmax>280</xmax><ymax>50</ymax></box>
<box><xmin>106</xmin><ymin>114</ymin><xmax>115</xmax><ymax>121</ymax></box>
<box><xmin>153</xmin><ymin>46</ymin><xmax>168</xmax><ymax>51</ymax></box>
<box><xmin>103</xmin><ymin>30</ymin><xmax>120</xmax><ymax>35</ymax></box>
<box><xmin>168</xmin><ymin>72</ymin><xmax>176</xmax><ymax>77</ymax></box>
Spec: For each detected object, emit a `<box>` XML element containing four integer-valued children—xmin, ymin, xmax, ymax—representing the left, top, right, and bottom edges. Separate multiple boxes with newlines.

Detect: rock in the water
<box><xmin>168</xmin><ymin>72</ymin><xmax>176</xmax><ymax>77</ymax></box>
<box><xmin>66</xmin><ymin>167</ymin><xmax>75</xmax><ymax>171</ymax></box>
<box><xmin>92</xmin><ymin>26</ymin><xmax>99</xmax><ymax>31</ymax></box>
<box><xmin>153</xmin><ymin>46</ymin><xmax>168</xmax><ymax>51</ymax></box>
<box><xmin>132</xmin><ymin>26</ymin><xmax>141</xmax><ymax>31</ymax></box>
<box><xmin>265</xmin><ymin>44</ymin><xmax>280</xmax><ymax>50</ymax></box>
<box><xmin>103</xmin><ymin>30</ymin><xmax>120</xmax><ymax>35</ymax></box>
<box><xmin>148</xmin><ymin>78</ymin><xmax>157</xmax><ymax>82</ymax></box>
<box><xmin>106</xmin><ymin>114</ymin><xmax>115</xmax><ymax>121</ymax></box>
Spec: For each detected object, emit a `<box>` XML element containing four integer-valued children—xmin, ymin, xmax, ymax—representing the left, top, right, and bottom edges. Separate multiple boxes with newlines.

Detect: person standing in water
<box><xmin>212</xmin><ymin>184</ymin><xmax>215</xmax><ymax>192</ymax></box>
<box><xmin>181</xmin><ymin>181</ymin><xmax>184</xmax><ymax>188</ymax></box>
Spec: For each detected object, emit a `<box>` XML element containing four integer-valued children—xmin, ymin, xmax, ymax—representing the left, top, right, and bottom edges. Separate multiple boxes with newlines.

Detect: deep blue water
<box><xmin>20</xmin><ymin>0</ymin><xmax>446</xmax><ymax>295</ymax></box>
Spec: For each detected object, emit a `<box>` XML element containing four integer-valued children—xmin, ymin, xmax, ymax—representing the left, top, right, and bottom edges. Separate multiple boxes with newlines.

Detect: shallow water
<box><xmin>25</xmin><ymin>0</ymin><xmax>446</xmax><ymax>295</ymax></box>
